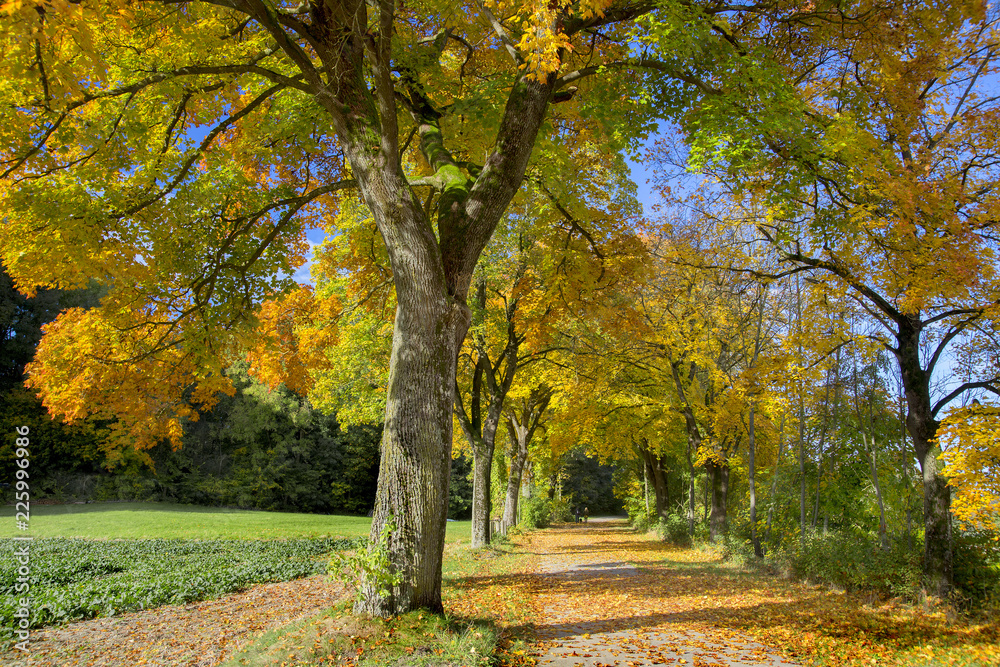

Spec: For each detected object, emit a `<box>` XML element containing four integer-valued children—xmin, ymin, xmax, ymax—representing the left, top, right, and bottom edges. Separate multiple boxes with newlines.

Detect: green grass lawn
<box><xmin>0</xmin><ymin>502</ymin><xmax>472</xmax><ymax>542</ymax></box>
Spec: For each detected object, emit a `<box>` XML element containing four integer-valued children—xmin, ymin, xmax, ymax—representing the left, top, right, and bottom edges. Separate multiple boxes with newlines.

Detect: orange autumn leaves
<box><xmin>26</xmin><ymin>284</ymin><xmax>340</xmax><ymax>458</ymax></box>
<box><xmin>247</xmin><ymin>285</ymin><xmax>341</xmax><ymax>395</ymax></box>
<box><xmin>26</xmin><ymin>306</ymin><xmax>235</xmax><ymax>459</ymax></box>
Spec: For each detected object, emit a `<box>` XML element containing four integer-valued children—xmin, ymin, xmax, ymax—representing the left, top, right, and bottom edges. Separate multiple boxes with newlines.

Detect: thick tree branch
<box><xmin>933</xmin><ymin>380</ymin><xmax>1000</xmax><ymax>416</ymax></box>
<box><xmin>475</xmin><ymin>0</ymin><xmax>521</xmax><ymax>64</ymax></box>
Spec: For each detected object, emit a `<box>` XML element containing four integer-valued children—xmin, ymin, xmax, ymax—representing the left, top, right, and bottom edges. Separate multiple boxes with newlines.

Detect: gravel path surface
<box><xmin>529</xmin><ymin>520</ymin><xmax>800</xmax><ymax>667</ymax></box>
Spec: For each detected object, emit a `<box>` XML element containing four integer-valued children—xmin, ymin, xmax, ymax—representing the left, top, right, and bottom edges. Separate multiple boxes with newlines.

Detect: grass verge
<box><xmin>222</xmin><ymin>603</ymin><xmax>500</xmax><ymax>667</ymax></box>
<box><xmin>224</xmin><ymin>537</ymin><xmax>540</xmax><ymax>667</ymax></box>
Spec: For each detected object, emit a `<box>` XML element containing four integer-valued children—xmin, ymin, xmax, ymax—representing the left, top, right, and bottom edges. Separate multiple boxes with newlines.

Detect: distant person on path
<box><xmin>574</xmin><ymin>507</ymin><xmax>581</xmax><ymax>523</ymax></box>
<box><xmin>583</xmin><ymin>507</ymin><xmax>589</xmax><ymax>523</ymax></box>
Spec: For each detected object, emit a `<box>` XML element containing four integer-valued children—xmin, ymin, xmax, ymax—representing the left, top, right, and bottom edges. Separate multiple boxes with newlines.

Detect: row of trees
<box><xmin>2</xmin><ymin>0</ymin><xmax>997</xmax><ymax>615</ymax></box>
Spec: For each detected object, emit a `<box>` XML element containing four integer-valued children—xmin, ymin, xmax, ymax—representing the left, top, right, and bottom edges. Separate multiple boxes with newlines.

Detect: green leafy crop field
<box><xmin>0</xmin><ymin>537</ymin><xmax>353</xmax><ymax>645</ymax></box>
<box><xmin>0</xmin><ymin>503</ymin><xmax>472</xmax><ymax>646</ymax></box>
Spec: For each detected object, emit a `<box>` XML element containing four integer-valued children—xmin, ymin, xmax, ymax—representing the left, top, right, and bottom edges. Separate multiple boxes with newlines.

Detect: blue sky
<box><xmin>292</xmin><ymin>157</ymin><xmax>663</xmax><ymax>286</ymax></box>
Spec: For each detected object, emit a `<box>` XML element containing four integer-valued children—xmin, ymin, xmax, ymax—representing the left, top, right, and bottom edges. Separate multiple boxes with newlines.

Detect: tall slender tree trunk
<box><xmin>811</xmin><ymin>376</ymin><xmax>831</xmax><ymax>529</ymax></box>
<box><xmin>671</xmin><ymin>361</ymin><xmax>704</xmax><ymax>536</ymax></box>
<box><xmin>765</xmin><ymin>415</ymin><xmax>786</xmax><ymax>548</ymax></box>
<box><xmin>746</xmin><ymin>286</ymin><xmax>766</xmax><ymax>558</ymax></box>
<box><xmin>644</xmin><ymin>461</ymin><xmax>652</xmax><ymax>521</ymax></box>
<box><xmin>852</xmin><ymin>355</ymin><xmax>889</xmax><ymax>550</ymax></box>
<box><xmin>703</xmin><ymin>478</ymin><xmax>710</xmax><ymax>524</ymax></box>
<box><xmin>794</xmin><ymin>274</ymin><xmax>808</xmax><ymax>549</ymax></box>
<box><xmin>640</xmin><ymin>445</ymin><xmax>669</xmax><ymax>520</ymax></box>
<box><xmin>748</xmin><ymin>402</ymin><xmax>762</xmax><ymax>558</ymax></box>
<box><xmin>687</xmin><ymin>437</ymin><xmax>696</xmax><ymax>536</ymax></box>
<box><xmin>454</xmin><ymin>279</ymin><xmax>522</xmax><ymax>548</ymax></box>
<box><xmin>798</xmin><ymin>393</ymin><xmax>807</xmax><ymax>549</ymax></box>
<box><xmin>500</xmin><ymin>421</ymin><xmax>528</xmax><ymax>535</ymax></box>
<box><xmin>865</xmin><ymin>432</ymin><xmax>890</xmax><ymax>549</ymax></box>
<box><xmin>897</xmin><ymin>385</ymin><xmax>915</xmax><ymax>550</ymax></box>
<box><xmin>501</xmin><ymin>385</ymin><xmax>552</xmax><ymax>532</ymax></box>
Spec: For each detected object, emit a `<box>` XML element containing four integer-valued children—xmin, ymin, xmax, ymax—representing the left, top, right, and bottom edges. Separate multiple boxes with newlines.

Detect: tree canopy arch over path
<box><xmin>0</xmin><ymin>0</ymin><xmax>911</xmax><ymax>614</ymax></box>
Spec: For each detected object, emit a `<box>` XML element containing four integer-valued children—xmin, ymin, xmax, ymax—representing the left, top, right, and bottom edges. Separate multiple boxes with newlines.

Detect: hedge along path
<box><xmin>524</xmin><ymin>520</ymin><xmax>1000</xmax><ymax>667</ymax></box>
<box><xmin>1</xmin><ymin>575</ymin><xmax>345</xmax><ymax>667</ymax></box>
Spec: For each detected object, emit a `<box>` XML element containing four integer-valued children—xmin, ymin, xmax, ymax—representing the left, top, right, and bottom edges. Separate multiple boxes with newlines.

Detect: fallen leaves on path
<box><xmin>518</xmin><ymin>523</ymin><xmax>1000</xmax><ymax>667</ymax></box>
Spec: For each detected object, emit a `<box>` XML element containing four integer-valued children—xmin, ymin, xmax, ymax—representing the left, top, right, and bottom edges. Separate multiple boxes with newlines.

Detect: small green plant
<box><xmin>330</xmin><ymin>516</ymin><xmax>404</xmax><ymax>603</ymax></box>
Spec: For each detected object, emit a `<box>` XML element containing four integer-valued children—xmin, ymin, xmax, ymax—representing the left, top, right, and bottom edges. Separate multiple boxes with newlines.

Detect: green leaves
<box><xmin>0</xmin><ymin>536</ymin><xmax>358</xmax><ymax>645</ymax></box>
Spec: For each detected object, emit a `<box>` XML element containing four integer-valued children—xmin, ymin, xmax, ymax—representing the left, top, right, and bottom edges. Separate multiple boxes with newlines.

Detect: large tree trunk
<box><xmin>896</xmin><ymin>321</ymin><xmax>952</xmax><ymax>596</ymax></box>
<box><xmin>357</xmin><ymin>285</ymin><xmax>469</xmax><ymax>616</ymax></box>
<box><xmin>501</xmin><ymin>385</ymin><xmax>552</xmax><ymax>532</ymax></box>
<box><xmin>706</xmin><ymin>458</ymin><xmax>729</xmax><ymax>542</ymax></box>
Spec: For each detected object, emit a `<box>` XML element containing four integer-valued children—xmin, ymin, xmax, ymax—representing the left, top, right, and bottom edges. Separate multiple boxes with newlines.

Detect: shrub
<box><xmin>330</xmin><ymin>518</ymin><xmax>403</xmax><ymax>604</ymax></box>
<box><xmin>791</xmin><ymin>531</ymin><xmax>921</xmax><ymax>598</ymax></box>
<box><xmin>953</xmin><ymin>528</ymin><xmax>1000</xmax><ymax>604</ymax></box>
<box><xmin>549</xmin><ymin>496</ymin><xmax>573</xmax><ymax>524</ymax></box>
<box><xmin>624</xmin><ymin>493</ymin><xmax>655</xmax><ymax>532</ymax></box>
<box><xmin>655</xmin><ymin>513</ymin><xmax>692</xmax><ymax>547</ymax></box>
<box><xmin>519</xmin><ymin>496</ymin><xmax>551</xmax><ymax>530</ymax></box>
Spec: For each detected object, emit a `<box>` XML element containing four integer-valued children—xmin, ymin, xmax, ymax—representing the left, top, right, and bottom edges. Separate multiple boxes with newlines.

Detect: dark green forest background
<box><xmin>0</xmin><ymin>270</ymin><xmax>618</xmax><ymax>518</ymax></box>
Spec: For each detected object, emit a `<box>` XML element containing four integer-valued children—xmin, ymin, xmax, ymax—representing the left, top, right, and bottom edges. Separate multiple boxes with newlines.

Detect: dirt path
<box><xmin>527</xmin><ymin>519</ymin><xmax>800</xmax><ymax>667</ymax></box>
<box><xmin>2</xmin><ymin>575</ymin><xmax>346</xmax><ymax>667</ymax></box>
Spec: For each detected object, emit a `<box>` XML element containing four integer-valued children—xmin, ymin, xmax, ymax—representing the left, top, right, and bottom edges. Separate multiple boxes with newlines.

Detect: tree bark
<box><xmin>748</xmin><ymin>402</ymin><xmax>762</xmax><ymax>557</ymax></box>
<box><xmin>670</xmin><ymin>360</ymin><xmax>704</xmax><ymax>536</ymax></box>
<box><xmin>765</xmin><ymin>415</ymin><xmax>785</xmax><ymax>548</ymax></box>
<box><xmin>469</xmin><ymin>439</ymin><xmax>494</xmax><ymax>546</ymax></box>
<box><xmin>639</xmin><ymin>444</ymin><xmax>669</xmax><ymax>520</ymax></box>
<box><xmin>358</xmin><ymin>286</ymin><xmax>468</xmax><ymax>615</ymax></box>
<box><xmin>706</xmin><ymin>458</ymin><xmax>729</xmax><ymax>541</ymax></box>
<box><xmin>501</xmin><ymin>421</ymin><xmax>529</xmax><ymax>533</ymax></box>
<box><xmin>342</xmin><ymin>68</ymin><xmax>555</xmax><ymax>614</ymax></box>
<box><xmin>453</xmin><ymin>279</ymin><xmax>521</xmax><ymax>548</ymax></box>
<box><xmin>896</xmin><ymin>320</ymin><xmax>952</xmax><ymax>596</ymax></box>
<box><xmin>687</xmin><ymin>435</ymin><xmax>696</xmax><ymax>536</ymax></box>
<box><xmin>501</xmin><ymin>385</ymin><xmax>552</xmax><ymax>533</ymax></box>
